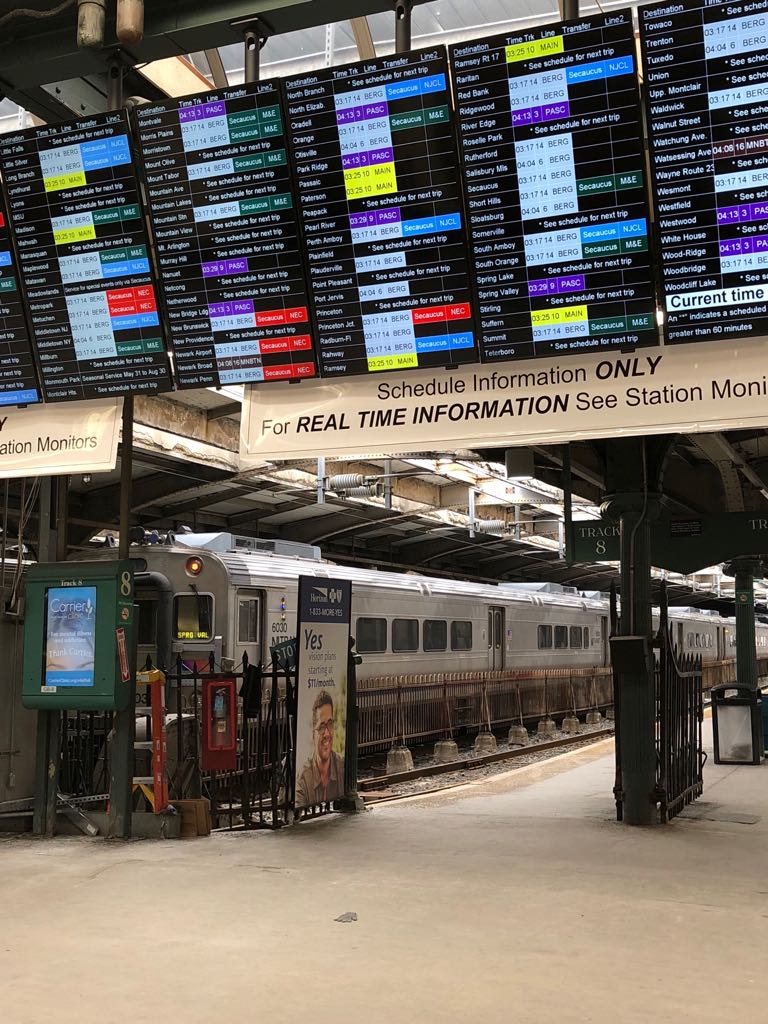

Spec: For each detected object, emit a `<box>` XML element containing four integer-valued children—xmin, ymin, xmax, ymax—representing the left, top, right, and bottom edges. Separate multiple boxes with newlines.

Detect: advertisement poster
<box><xmin>44</xmin><ymin>586</ymin><xmax>97</xmax><ymax>688</ymax></box>
<box><xmin>294</xmin><ymin>577</ymin><xmax>352</xmax><ymax>810</ymax></box>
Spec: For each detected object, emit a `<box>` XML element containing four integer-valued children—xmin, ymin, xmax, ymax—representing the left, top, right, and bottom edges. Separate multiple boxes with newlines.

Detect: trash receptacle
<box><xmin>711</xmin><ymin>684</ymin><xmax>763</xmax><ymax>765</ymax></box>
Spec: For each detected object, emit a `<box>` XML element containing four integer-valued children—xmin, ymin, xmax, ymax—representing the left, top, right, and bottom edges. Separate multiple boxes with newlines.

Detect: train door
<box><xmin>235</xmin><ymin>589</ymin><xmax>263</xmax><ymax>668</ymax></box>
<box><xmin>600</xmin><ymin>616</ymin><xmax>609</xmax><ymax>666</ymax></box>
<box><xmin>488</xmin><ymin>606</ymin><xmax>504</xmax><ymax>670</ymax></box>
<box><xmin>716</xmin><ymin>625</ymin><xmax>725</xmax><ymax>661</ymax></box>
<box><xmin>677</xmin><ymin>621</ymin><xmax>684</xmax><ymax>654</ymax></box>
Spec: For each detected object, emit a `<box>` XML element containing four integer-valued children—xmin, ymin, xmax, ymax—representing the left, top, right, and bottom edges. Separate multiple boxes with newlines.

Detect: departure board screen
<box><xmin>0</xmin><ymin>112</ymin><xmax>172</xmax><ymax>402</ymax></box>
<box><xmin>284</xmin><ymin>48</ymin><xmax>478</xmax><ymax>377</ymax></box>
<box><xmin>641</xmin><ymin>0</ymin><xmax>768</xmax><ymax>344</ymax></box>
<box><xmin>0</xmin><ymin>195</ymin><xmax>39</xmax><ymax>406</ymax></box>
<box><xmin>450</xmin><ymin>11</ymin><xmax>658</xmax><ymax>362</ymax></box>
<box><xmin>133</xmin><ymin>81</ymin><xmax>316</xmax><ymax>386</ymax></box>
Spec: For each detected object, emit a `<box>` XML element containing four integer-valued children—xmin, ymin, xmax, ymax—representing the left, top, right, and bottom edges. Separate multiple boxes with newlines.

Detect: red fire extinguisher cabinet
<box><xmin>201</xmin><ymin>677</ymin><xmax>237</xmax><ymax>771</ymax></box>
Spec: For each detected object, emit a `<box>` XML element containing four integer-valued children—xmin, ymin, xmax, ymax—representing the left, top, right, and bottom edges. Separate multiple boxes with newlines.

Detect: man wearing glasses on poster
<box><xmin>296</xmin><ymin>690</ymin><xmax>345</xmax><ymax>808</ymax></box>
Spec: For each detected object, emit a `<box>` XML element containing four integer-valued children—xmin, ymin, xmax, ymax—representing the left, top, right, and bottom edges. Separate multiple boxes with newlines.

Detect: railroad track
<box><xmin>359</xmin><ymin>726</ymin><xmax>616</xmax><ymax>803</ymax></box>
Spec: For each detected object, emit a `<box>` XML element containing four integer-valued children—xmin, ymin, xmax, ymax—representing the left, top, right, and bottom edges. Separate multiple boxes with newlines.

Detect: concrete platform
<box><xmin>2</xmin><ymin>724</ymin><xmax>767</xmax><ymax>1024</ymax></box>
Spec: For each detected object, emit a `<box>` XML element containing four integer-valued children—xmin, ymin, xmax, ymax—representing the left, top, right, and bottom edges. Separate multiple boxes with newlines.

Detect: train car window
<box><xmin>451</xmin><ymin>621</ymin><xmax>473</xmax><ymax>651</ymax></box>
<box><xmin>537</xmin><ymin>625</ymin><xmax>552</xmax><ymax>649</ymax></box>
<box><xmin>356</xmin><ymin>617</ymin><xmax>387</xmax><ymax>653</ymax></box>
<box><xmin>423</xmin><ymin>619</ymin><xmax>447</xmax><ymax>652</ymax></box>
<box><xmin>687</xmin><ymin>632</ymin><xmax>694</xmax><ymax>647</ymax></box>
<box><xmin>136</xmin><ymin>600</ymin><xmax>157</xmax><ymax>646</ymax></box>
<box><xmin>238</xmin><ymin>599</ymin><xmax>260</xmax><ymax>643</ymax></box>
<box><xmin>393</xmin><ymin>618</ymin><xmax>419</xmax><ymax>652</ymax></box>
<box><xmin>583</xmin><ymin>627</ymin><xmax>590</xmax><ymax>649</ymax></box>
<box><xmin>569</xmin><ymin>626</ymin><xmax>582</xmax><ymax>648</ymax></box>
<box><xmin>174</xmin><ymin>593</ymin><xmax>213</xmax><ymax>641</ymax></box>
<box><xmin>554</xmin><ymin>625</ymin><xmax>568</xmax><ymax>649</ymax></box>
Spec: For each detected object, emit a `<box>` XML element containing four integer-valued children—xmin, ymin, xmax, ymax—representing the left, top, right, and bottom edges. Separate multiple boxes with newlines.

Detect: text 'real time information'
<box><xmin>284</xmin><ymin>47</ymin><xmax>478</xmax><ymax>378</ymax></box>
<box><xmin>133</xmin><ymin>81</ymin><xmax>317</xmax><ymax>388</ymax></box>
<box><xmin>451</xmin><ymin>9</ymin><xmax>658</xmax><ymax>363</ymax></box>
<box><xmin>0</xmin><ymin>112</ymin><xmax>173</xmax><ymax>402</ymax></box>
<box><xmin>641</xmin><ymin>0</ymin><xmax>768</xmax><ymax>344</ymax></box>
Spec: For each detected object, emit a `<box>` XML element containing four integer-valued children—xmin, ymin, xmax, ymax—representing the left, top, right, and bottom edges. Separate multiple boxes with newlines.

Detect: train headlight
<box><xmin>185</xmin><ymin>556</ymin><xmax>204</xmax><ymax>577</ymax></box>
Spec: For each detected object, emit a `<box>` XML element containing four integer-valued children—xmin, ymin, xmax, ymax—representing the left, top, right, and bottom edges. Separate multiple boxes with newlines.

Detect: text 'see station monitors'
<box><xmin>451</xmin><ymin>10</ymin><xmax>659</xmax><ymax>362</ymax></box>
<box><xmin>133</xmin><ymin>81</ymin><xmax>317</xmax><ymax>387</ymax></box>
<box><xmin>284</xmin><ymin>47</ymin><xmax>479</xmax><ymax>378</ymax></box>
<box><xmin>0</xmin><ymin>112</ymin><xmax>172</xmax><ymax>402</ymax></box>
<box><xmin>640</xmin><ymin>0</ymin><xmax>768</xmax><ymax>345</ymax></box>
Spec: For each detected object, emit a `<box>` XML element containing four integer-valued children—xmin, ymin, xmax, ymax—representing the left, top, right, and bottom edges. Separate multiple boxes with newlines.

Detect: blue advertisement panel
<box><xmin>44</xmin><ymin>585</ymin><xmax>97</xmax><ymax>687</ymax></box>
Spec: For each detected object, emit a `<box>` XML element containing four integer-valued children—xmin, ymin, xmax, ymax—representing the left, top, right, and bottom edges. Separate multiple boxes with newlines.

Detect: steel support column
<box><xmin>32</xmin><ymin>479</ymin><xmax>61</xmax><ymax>836</ymax></box>
<box><xmin>604</xmin><ymin>436</ymin><xmax>673</xmax><ymax>826</ymax></box>
<box><xmin>244</xmin><ymin>29</ymin><xmax>261</xmax><ymax>84</ymax></box>
<box><xmin>726</xmin><ymin>558</ymin><xmax>761</xmax><ymax>691</ymax></box>
<box><xmin>395</xmin><ymin>0</ymin><xmax>413</xmax><ymax>53</ymax></box>
<box><xmin>108</xmin><ymin>61</ymin><xmax>136</xmax><ymax>840</ymax></box>
<box><xmin>337</xmin><ymin>639</ymin><xmax>365</xmax><ymax>812</ymax></box>
<box><xmin>560</xmin><ymin>0</ymin><xmax>579</xmax><ymax>19</ymax></box>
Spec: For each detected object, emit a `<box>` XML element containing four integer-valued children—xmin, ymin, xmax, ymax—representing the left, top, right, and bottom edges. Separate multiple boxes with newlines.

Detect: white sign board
<box><xmin>0</xmin><ymin>399</ymin><xmax>122</xmax><ymax>478</ymax></box>
<box><xmin>241</xmin><ymin>339</ymin><xmax>768</xmax><ymax>461</ymax></box>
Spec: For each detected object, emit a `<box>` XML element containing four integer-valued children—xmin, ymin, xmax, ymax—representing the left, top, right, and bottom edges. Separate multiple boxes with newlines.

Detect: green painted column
<box><xmin>726</xmin><ymin>559</ymin><xmax>759</xmax><ymax>691</ymax></box>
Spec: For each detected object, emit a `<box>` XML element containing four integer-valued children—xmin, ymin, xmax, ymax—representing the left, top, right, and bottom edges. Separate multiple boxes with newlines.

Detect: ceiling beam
<box><xmin>0</xmin><ymin>1</ymin><xmax>429</xmax><ymax>104</ymax></box>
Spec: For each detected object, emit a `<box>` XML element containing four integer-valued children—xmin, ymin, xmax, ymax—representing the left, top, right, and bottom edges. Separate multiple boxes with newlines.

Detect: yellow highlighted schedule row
<box><xmin>343</xmin><ymin>162</ymin><xmax>398</xmax><ymax>200</ymax></box>
<box><xmin>506</xmin><ymin>36</ymin><xmax>564</xmax><ymax>63</ymax></box>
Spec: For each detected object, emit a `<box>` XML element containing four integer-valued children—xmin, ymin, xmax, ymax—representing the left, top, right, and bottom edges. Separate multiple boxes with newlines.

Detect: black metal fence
<box><xmin>656</xmin><ymin>588</ymin><xmax>704</xmax><ymax>822</ymax></box>
<box><xmin>612</xmin><ymin>582</ymin><xmax>704</xmax><ymax>824</ymax></box>
<box><xmin>163</xmin><ymin>654</ymin><xmax>300</xmax><ymax>830</ymax></box>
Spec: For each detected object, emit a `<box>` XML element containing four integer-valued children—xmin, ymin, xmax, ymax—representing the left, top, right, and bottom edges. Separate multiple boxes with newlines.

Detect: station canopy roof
<box><xmin>0</xmin><ymin>0</ymin><xmax>767</xmax><ymax>609</ymax></box>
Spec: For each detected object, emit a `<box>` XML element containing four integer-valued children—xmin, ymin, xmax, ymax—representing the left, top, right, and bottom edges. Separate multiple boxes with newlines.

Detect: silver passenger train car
<box><xmin>89</xmin><ymin>532</ymin><xmax>767</xmax><ymax>676</ymax></box>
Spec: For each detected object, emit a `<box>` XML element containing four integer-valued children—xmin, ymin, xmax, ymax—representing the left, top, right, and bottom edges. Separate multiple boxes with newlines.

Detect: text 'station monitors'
<box><xmin>640</xmin><ymin>0</ymin><xmax>768</xmax><ymax>345</ymax></box>
<box><xmin>0</xmin><ymin>194</ymin><xmax>39</xmax><ymax>406</ymax></box>
<box><xmin>450</xmin><ymin>10</ymin><xmax>658</xmax><ymax>362</ymax></box>
<box><xmin>133</xmin><ymin>82</ymin><xmax>316</xmax><ymax>386</ymax></box>
<box><xmin>0</xmin><ymin>113</ymin><xmax>172</xmax><ymax>402</ymax></box>
<box><xmin>284</xmin><ymin>48</ymin><xmax>478</xmax><ymax>377</ymax></box>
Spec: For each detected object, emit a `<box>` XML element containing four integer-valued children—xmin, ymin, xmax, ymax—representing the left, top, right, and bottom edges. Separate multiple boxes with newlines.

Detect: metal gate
<box><xmin>655</xmin><ymin>585</ymin><xmax>705</xmax><ymax>823</ymax></box>
<box><xmin>612</xmin><ymin>582</ymin><xmax>704</xmax><ymax>823</ymax></box>
<box><xmin>163</xmin><ymin>654</ymin><xmax>300</xmax><ymax>830</ymax></box>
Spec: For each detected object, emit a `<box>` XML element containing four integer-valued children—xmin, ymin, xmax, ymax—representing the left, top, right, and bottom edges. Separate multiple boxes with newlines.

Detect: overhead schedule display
<box><xmin>450</xmin><ymin>11</ymin><xmax>658</xmax><ymax>362</ymax></box>
<box><xmin>640</xmin><ymin>0</ymin><xmax>768</xmax><ymax>345</ymax></box>
<box><xmin>0</xmin><ymin>195</ymin><xmax>39</xmax><ymax>406</ymax></box>
<box><xmin>134</xmin><ymin>81</ymin><xmax>317</xmax><ymax>386</ymax></box>
<box><xmin>0</xmin><ymin>112</ymin><xmax>172</xmax><ymax>402</ymax></box>
<box><xmin>284</xmin><ymin>48</ymin><xmax>478</xmax><ymax>377</ymax></box>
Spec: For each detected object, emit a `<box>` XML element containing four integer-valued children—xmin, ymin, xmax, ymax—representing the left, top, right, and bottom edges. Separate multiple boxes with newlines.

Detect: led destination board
<box><xmin>0</xmin><ymin>194</ymin><xmax>39</xmax><ymax>406</ymax></box>
<box><xmin>134</xmin><ymin>81</ymin><xmax>316</xmax><ymax>386</ymax></box>
<box><xmin>0</xmin><ymin>112</ymin><xmax>171</xmax><ymax>402</ymax></box>
<box><xmin>450</xmin><ymin>10</ymin><xmax>658</xmax><ymax>361</ymax></box>
<box><xmin>284</xmin><ymin>48</ymin><xmax>478</xmax><ymax>376</ymax></box>
<box><xmin>640</xmin><ymin>0</ymin><xmax>768</xmax><ymax>344</ymax></box>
